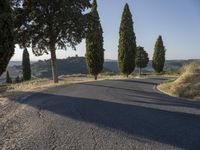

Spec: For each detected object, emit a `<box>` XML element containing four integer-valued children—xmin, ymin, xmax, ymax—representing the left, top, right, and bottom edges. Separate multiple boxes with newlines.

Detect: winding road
<box><xmin>1</xmin><ymin>78</ymin><xmax>200</xmax><ymax>150</ymax></box>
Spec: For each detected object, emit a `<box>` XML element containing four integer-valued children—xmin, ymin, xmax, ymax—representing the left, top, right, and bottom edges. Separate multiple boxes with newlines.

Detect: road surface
<box><xmin>1</xmin><ymin>78</ymin><xmax>200</xmax><ymax>150</ymax></box>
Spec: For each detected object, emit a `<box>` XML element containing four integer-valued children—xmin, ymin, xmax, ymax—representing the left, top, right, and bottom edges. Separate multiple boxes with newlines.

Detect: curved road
<box><xmin>1</xmin><ymin>78</ymin><xmax>200</xmax><ymax>150</ymax></box>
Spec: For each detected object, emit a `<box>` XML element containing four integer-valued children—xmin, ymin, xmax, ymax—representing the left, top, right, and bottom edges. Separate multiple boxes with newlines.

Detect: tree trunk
<box><xmin>139</xmin><ymin>67</ymin><xmax>141</xmax><ymax>77</ymax></box>
<box><xmin>94</xmin><ymin>75</ymin><xmax>97</xmax><ymax>80</ymax></box>
<box><xmin>50</xmin><ymin>43</ymin><xmax>58</xmax><ymax>83</ymax></box>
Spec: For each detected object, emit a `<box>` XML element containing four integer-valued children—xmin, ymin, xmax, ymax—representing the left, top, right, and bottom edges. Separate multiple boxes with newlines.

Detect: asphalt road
<box><xmin>1</xmin><ymin>77</ymin><xmax>200</xmax><ymax>150</ymax></box>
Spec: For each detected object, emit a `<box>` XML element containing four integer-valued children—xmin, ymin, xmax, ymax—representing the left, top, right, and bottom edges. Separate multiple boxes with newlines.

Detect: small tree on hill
<box><xmin>152</xmin><ymin>35</ymin><xmax>166</xmax><ymax>73</ymax></box>
<box><xmin>22</xmin><ymin>48</ymin><xmax>31</xmax><ymax>81</ymax></box>
<box><xmin>15</xmin><ymin>76</ymin><xmax>20</xmax><ymax>83</ymax></box>
<box><xmin>86</xmin><ymin>0</ymin><xmax>104</xmax><ymax>80</ymax></box>
<box><xmin>6</xmin><ymin>71</ymin><xmax>12</xmax><ymax>83</ymax></box>
<box><xmin>118</xmin><ymin>3</ymin><xmax>137</xmax><ymax>77</ymax></box>
<box><xmin>0</xmin><ymin>0</ymin><xmax>15</xmax><ymax>76</ymax></box>
<box><xmin>135</xmin><ymin>46</ymin><xmax>149</xmax><ymax>76</ymax></box>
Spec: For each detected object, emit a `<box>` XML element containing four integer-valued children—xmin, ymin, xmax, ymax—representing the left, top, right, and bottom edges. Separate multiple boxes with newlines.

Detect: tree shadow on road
<box><xmin>7</xmin><ymin>91</ymin><xmax>200</xmax><ymax>150</ymax></box>
<box><xmin>80</xmin><ymin>82</ymin><xmax>200</xmax><ymax>110</ymax></box>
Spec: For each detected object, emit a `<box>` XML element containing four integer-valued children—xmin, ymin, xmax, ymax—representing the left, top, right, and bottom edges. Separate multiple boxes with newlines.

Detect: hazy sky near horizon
<box><xmin>12</xmin><ymin>0</ymin><xmax>200</xmax><ymax>61</ymax></box>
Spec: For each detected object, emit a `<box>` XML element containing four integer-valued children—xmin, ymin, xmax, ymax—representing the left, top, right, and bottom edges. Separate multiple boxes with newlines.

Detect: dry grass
<box><xmin>0</xmin><ymin>74</ymin><xmax>131</xmax><ymax>105</ymax></box>
<box><xmin>2</xmin><ymin>74</ymin><xmax>129</xmax><ymax>92</ymax></box>
<box><xmin>159</xmin><ymin>61</ymin><xmax>200</xmax><ymax>100</ymax></box>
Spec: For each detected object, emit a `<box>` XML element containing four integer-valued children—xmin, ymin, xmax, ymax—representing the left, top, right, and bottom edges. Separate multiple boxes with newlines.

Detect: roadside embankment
<box><xmin>158</xmin><ymin>61</ymin><xmax>200</xmax><ymax>100</ymax></box>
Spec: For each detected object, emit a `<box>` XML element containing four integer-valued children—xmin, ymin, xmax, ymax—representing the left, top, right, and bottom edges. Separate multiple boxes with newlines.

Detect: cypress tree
<box><xmin>22</xmin><ymin>48</ymin><xmax>31</xmax><ymax>81</ymax></box>
<box><xmin>0</xmin><ymin>0</ymin><xmax>15</xmax><ymax>76</ymax></box>
<box><xmin>118</xmin><ymin>3</ymin><xmax>137</xmax><ymax>77</ymax></box>
<box><xmin>6</xmin><ymin>71</ymin><xmax>12</xmax><ymax>83</ymax></box>
<box><xmin>135</xmin><ymin>46</ymin><xmax>149</xmax><ymax>76</ymax></box>
<box><xmin>152</xmin><ymin>35</ymin><xmax>166</xmax><ymax>73</ymax></box>
<box><xmin>86</xmin><ymin>0</ymin><xmax>104</xmax><ymax>80</ymax></box>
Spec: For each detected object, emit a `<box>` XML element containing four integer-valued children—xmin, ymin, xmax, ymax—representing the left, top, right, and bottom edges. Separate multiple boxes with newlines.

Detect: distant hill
<box><xmin>32</xmin><ymin>57</ymin><xmax>88</xmax><ymax>77</ymax></box>
<box><xmin>31</xmin><ymin>58</ymin><xmax>200</xmax><ymax>77</ymax></box>
<box><xmin>8</xmin><ymin>61</ymin><xmax>22</xmax><ymax>67</ymax></box>
<box><xmin>8</xmin><ymin>61</ymin><xmax>36</xmax><ymax>67</ymax></box>
<box><xmin>31</xmin><ymin>57</ymin><xmax>118</xmax><ymax>77</ymax></box>
<box><xmin>1</xmin><ymin>57</ymin><xmax>199</xmax><ymax>80</ymax></box>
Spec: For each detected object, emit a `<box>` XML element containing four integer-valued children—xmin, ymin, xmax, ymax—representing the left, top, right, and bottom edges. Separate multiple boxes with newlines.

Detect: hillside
<box><xmin>31</xmin><ymin>57</ymin><xmax>88</xmax><ymax>77</ymax></box>
<box><xmin>159</xmin><ymin>61</ymin><xmax>200</xmax><ymax>100</ymax></box>
<box><xmin>1</xmin><ymin>57</ymin><xmax>199</xmax><ymax>80</ymax></box>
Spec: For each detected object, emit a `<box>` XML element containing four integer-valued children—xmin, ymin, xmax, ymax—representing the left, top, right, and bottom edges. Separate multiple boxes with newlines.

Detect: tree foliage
<box><xmin>152</xmin><ymin>35</ymin><xmax>166</xmax><ymax>73</ymax></box>
<box><xmin>14</xmin><ymin>0</ymin><xmax>91</xmax><ymax>83</ymax></box>
<box><xmin>136</xmin><ymin>46</ymin><xmax>149</xmax><ymax>68</ymax></box>
<box><xmin>15</xmin><ymin>75</ymin><xmax>20</xmax><ymax>83</ymax></box>
<box><xmin>22</xmin><ymin>48</ymin><xmax>31</xmax><ymax>81</ymax></box>
<box><xmin>86</xmin><ymin>0</ymin><xmax>104</xmax><ymax>80</ymax></box>
<box><xmin>135</xmin><ymin>46</ymin><xmax>149</xmax><ymax>75</ymax></box>
<box><xmin>0</xmin><ymin>0</ymin><xmax>15</xmax><ymax>76</ymax></box>
<box><xmin>118</xmin><ymin>3</ymin><xmax>137</xmax><ymax>76</ymax></box>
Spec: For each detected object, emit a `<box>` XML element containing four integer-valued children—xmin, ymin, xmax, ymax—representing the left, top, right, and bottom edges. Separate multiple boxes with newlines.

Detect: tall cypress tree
<box><xmin>86</xmin><ymin>0</ymin><xmax>104</xmax><ymax>80</ymax></box>
<box><xmin>135</xmin><ymin>46</ymin><xmax>149</xmax><ymax>76</ymax></box>
<box><xmin>22</xmin><ymin>48</ymin><xmax>31</xmax><ymax>81</ymax></box>
<box><xmin>6</xmin><ymin>71</ymin><xmax>12</xmax><ymax>83</ymax></box>
<box><xmin>0</xmin><ymin>0</ymin><xmax>14</xmax><ymax>76</ymax></box>
<box><xmin>118</xmin><ymin>3</ymin><xmax>137</xmax><ymax>77</ymax></box>
<box><xmin>152</xmin><ymin>35</ymin><xmax>166</xmax><ymax>73</ymax></box>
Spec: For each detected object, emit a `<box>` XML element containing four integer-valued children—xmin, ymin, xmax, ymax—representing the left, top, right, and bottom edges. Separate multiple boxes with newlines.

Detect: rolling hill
<box><xmin>1</xmin><ymin>57</ymin><xmax>199</xmax><ymax>80</ymax></box>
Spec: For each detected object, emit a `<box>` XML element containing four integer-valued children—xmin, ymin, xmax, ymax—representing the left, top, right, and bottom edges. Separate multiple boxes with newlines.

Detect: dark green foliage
<box><xmin>10</xmin><ymin>0</ymin><xmax>21</xmax><ymax>7</ymax></box>
<box><xmin>6</xmin><ymin>71</ymin><xmax>12</xmax><ymax>83</ymax></box>
<box><xmin>152</xmin><ymin>35</ymin><xmax>166</xmax><ymax>73</ymax></box>
<box><xmin>22</xmin><ymin>48</ymin><xmax>31</xmax><ymax>81</ymax></box>
<box><xmin>86</xmin><ymin>0</ymin><xmax>104</xmax><ymax>80</ymax></box>
<box><xmin>135</xmin><ymin>46</ymin><xmax>149</xmax><ymax>75</ymax></box>
<box><xmin>15</xmin><ymin>75</ymin><xmax>20</xmax><ymax>83</ymax></box>
<box><xmin>0</xmin><ymin>0</ymin><xmax>15</xmax><ymax>76</ymax></box>
<box><xmin>14</xmin><ymin>0</ymin><xmax>91</xmax><ymax>83</ymax></box>
<box><xmin>118</xmin><ymin>3</ymin><xmax>137</xmax><ymax>77</ymax></box>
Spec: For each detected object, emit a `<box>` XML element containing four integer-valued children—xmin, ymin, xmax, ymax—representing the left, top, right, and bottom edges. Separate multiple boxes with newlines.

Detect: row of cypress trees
<box><xmin>118</xmin><ymin>3</ymin><xmax>166</xmax><ymax>77</ymax></box>
<box><xmin>1</xmin><ymin>0</ymin><xmax>166</xmax><ymax>82</ymax></box>
<box><xmin>86</xmin><ymin>2</ymin><xmax>166</xmax><ymax>79</ymax></box>
<box><xmin>86</xmin><ymin>1</ymin><xmax>165</xmax><ymax>80</ymax></box>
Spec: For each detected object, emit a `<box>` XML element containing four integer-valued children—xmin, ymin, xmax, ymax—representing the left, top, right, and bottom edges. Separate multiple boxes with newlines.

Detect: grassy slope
<box><xmin>159</xmin><ymin>61</ymin><xmax>200</xmax><ymax>100</ymax></box>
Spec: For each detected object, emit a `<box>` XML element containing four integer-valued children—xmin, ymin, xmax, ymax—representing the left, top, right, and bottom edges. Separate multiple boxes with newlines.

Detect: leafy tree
<box><xmin>6</xmin><ymin>71</ymin><xmax>12</xmax><ymax>83</ymax></box>
<box><xmin>86</xmin><ymin>0</ymin><xmax>104</xmax><ymax>80</ymax></box>
<box><xmin>0</xmin><ymin>0</ymin><xmax>15</xmax><ymax>76</ymax></box>
<box><xmin>15</xmin><ymin>0</ymin><xmax>91</xmax><ymax>83</ymax></box>
<box><xmin>135</xmin><ymin>46</ymin><xmax>149</xmax><ymax>76</ymax></box>
<box><xmin>118</xmin><ymin>3</ymin><xmax>137</xmax><ymax>77</ymax></box>
<box><xmin>152</xmin><ymin>35</ymin><xmax>166</xmax><ymax>73</ymax></box>
<box><xmin>15</xmin><ymin>76</ymin><xmax>20</xmax><ymax>83</ymax></box>
<box><xmin>22</xmin><ymin>48</ymin><xmax>31</xmax><ymax>81</ymax></box>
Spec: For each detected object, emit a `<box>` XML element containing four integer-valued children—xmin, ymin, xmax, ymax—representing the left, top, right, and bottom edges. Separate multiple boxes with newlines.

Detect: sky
<box><xmin>11</xmin><ymin>0</ymin><xmax>200</xmax><ymax>61</ymax></box>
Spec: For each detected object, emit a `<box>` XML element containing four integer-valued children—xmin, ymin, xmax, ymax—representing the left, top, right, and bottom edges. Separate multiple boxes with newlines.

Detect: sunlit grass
<box><xmin>159</xmin><ymin>61</ymin><xmax>200</xmax><ymax>100</ymax></box>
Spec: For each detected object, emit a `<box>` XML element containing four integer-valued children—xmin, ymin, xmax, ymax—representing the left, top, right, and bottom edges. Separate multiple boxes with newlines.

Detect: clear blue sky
<box><xmin>12</xmin><ymin>0</ymin><xmax>200</xmax><ymax>61</ymax></box>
